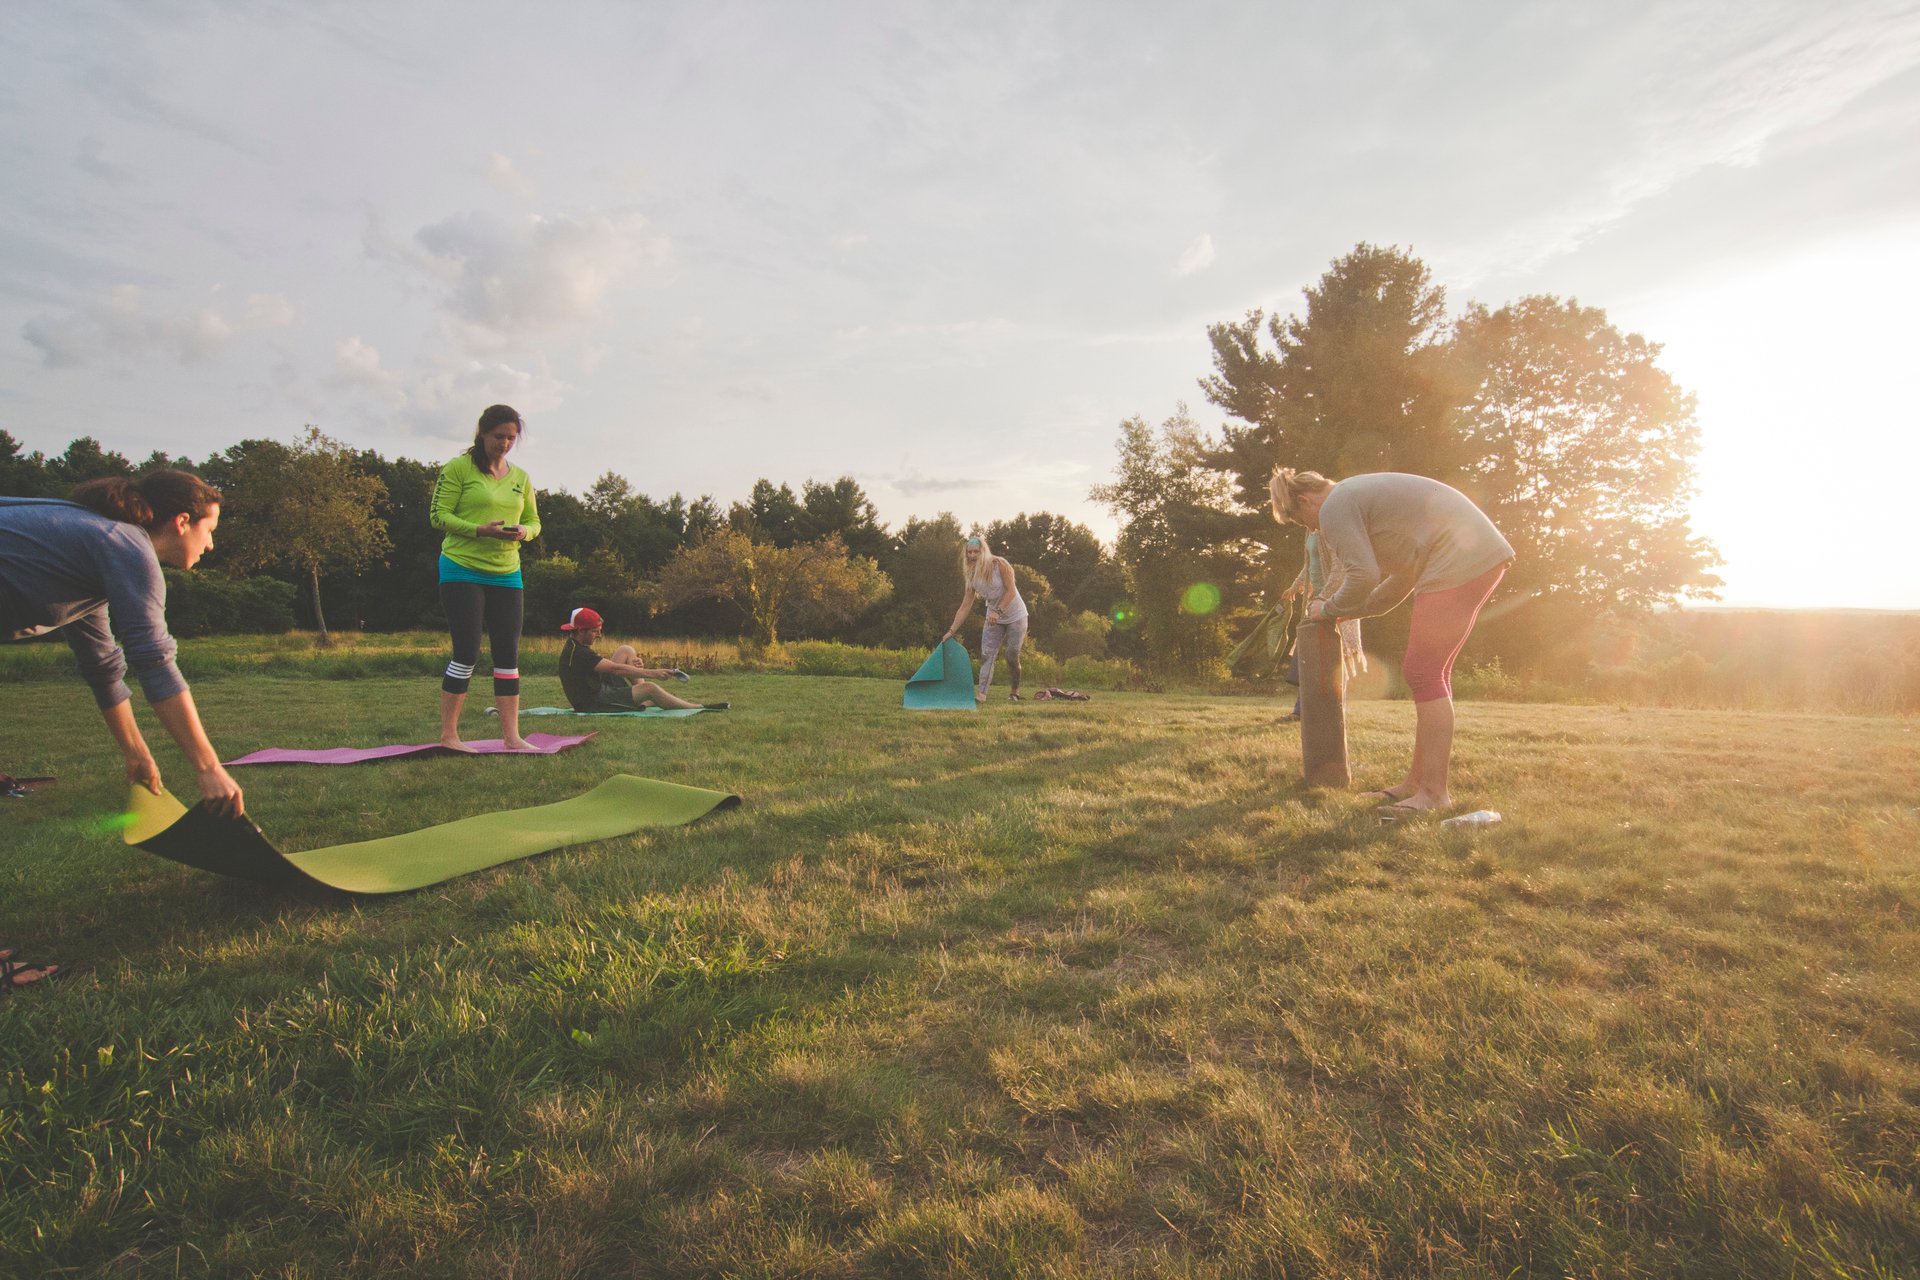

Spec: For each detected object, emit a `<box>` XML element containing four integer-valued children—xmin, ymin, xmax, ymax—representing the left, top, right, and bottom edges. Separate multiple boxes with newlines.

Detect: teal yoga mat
<box><xmin>904</xmin><ymin>639</ymin><xmax>977</xmax><ymax>710</ymax></box>
<box><xmin>124</xmin><ymin>775</ymin><xmax>741</xmax><ymax>894</ymax></box>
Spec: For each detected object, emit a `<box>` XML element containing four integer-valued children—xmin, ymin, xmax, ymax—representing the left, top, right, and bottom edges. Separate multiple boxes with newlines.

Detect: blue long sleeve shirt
<box><xmin>0</xmin><ymin>497</ymin><xmax>190</xmax><ymax>709</ymax></box>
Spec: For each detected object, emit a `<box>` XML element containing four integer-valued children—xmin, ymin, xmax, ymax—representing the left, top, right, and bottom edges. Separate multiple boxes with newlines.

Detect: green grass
<box><xmin>3</xmin><ymin>668</ymin><xmax>1918</xmax><ymax>1277</ymax></box>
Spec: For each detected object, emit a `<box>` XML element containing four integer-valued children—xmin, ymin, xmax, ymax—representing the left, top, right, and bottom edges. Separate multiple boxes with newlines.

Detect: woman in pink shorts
<box><xmin>1271</xmin><ymin>468</ymin><xmax>1513</xmax><ymax>818</ymax></box>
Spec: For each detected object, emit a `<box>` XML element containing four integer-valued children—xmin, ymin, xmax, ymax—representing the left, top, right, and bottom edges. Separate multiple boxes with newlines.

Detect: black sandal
<box><xmin>1</xmin><ymin>956</ymin><xmax>67</xmax><ymax>993</ymax></box>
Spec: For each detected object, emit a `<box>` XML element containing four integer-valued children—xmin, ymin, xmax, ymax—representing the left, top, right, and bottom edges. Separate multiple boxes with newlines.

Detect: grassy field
<box><xmin>2</xmin><ymin>666</ymin><xmax>1917</xmax><ymax>1277</ymax></box>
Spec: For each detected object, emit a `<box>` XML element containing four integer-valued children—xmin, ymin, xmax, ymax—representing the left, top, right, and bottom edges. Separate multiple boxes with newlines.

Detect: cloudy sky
<box><xmin>5</xmin><ymin>0</ymin><xmax>1918</xmax><ymax>608</ymax></box>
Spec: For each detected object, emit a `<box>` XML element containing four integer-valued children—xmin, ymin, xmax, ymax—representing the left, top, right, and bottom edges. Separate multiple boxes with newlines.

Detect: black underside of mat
<box><xmin>136</xmin><ymin>804</ymin><xmax>327</xmax><ymax>891</ymax></box>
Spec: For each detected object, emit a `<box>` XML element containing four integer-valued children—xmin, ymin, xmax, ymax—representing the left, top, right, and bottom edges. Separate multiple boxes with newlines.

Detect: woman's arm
<box><xmin>100</xmin><ymin>698</ymin><xmax>162</xmax><ymax>795</ymax></box>
<box><xmin>943</xmin><ymin>587</ymin><xmax>977</xmax><ymax>640</ymax></box>
<box><xmin>149</xmin><ymin>689</ymin><xmax>244</xmax><ymax>816</ymax></box>
<box><xmin>102</xmin><ymin>689</ymin><xmax>244</xmax><ymax>815</ymax></box>
<box><xmin>513</xmin><ymin>475</ymin><xmax>541</xmax><ymax>542</ymax></box>
<box><xmin>429</xmin><ymin>462</ymin><xmax>481</xmax><ymax>537</ymax></box>
<box><xmin>1315</xmin><ymin>502</ymin><xmax>1383</xmax><ymax>619</ymax></box>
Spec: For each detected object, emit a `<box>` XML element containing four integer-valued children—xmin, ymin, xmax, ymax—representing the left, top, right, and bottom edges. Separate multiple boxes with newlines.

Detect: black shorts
<box><xmin>592</xmin><ymin>676</ymin><xmax>643</xmax><ymax>711</ymax></box>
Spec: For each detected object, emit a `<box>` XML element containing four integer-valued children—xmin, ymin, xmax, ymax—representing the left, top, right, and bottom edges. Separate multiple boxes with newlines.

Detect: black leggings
<box><xmin>440</xmin><ymin>581</ymin><xmax>523</xmax><ymax>696</ymax></box>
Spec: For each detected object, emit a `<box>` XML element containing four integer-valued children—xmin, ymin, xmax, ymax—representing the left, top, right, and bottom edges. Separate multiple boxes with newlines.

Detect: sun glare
<box><xmin>1620</xmin><ymin>233</ymin><xmax>1920</xmax><ymax>611</ymax></box>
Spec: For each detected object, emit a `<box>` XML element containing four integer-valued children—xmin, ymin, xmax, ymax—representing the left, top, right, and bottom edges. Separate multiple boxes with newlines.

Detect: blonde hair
<box><xmin>959</xmin><ymin>533</ymin><xmax>994</xmax><ymax>587</ymax></box>
<box><xmin>1270</xmin><ymin>468</ymin><xmax>1333</xmax><ymax>525</ymax></box>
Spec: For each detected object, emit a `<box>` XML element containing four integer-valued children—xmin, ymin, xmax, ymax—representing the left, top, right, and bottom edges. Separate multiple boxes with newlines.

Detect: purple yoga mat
<box><xmin>224</xmin><ymin>732</ymin><xmax>594</xmax><ymax>767</ymax></box>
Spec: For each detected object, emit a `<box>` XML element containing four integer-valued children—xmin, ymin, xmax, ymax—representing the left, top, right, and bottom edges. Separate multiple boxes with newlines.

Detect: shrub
<box><xmin>162</xmin><ymin>570</ymin><xmax>296</xmax><ymax>636</ymax></box>
<box><xmin>1051</xmin><ymin>610</ymin><xmax>1112</xmax><ymax>660</ymax></box>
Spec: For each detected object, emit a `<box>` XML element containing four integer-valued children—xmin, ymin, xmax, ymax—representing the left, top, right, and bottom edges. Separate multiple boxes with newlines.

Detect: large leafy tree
<box><xmin>342</xmin><ymin>452</ymin><xmax>440</xmax><ymax>631</ymax></box>
<box><xmin>1451</xmin><ymin>296</ymin><xmax>1720</xmax><ymax>610</ymax></box>
<box><xmin>209</xmin><ymin>427</ymin><xmax>391</xmax><ymax>645</ymax></box>
<box><xmin>729</xmin><ymin>479</ymin><xmax>806</xmax><ymax>546</ymax></box>
<box><xmin>874</xmin><ymin>513</ymin><xmax>965</xmax><ymax>648</ymax></box>
<box><xmin>653</xmin><ymin>531</ymin><xmax>891</xmax><ymax>648</ymax></box>
<box><xmin>1201</xmin><ymin>242</ymin><xmax>1459</xmax><ymax>519</ymax></box>
<box><xmin>1090</xmin><ymin>409</ymin><xmax>1255</xmax><ymax>676</ymax></box>
<box><xmin>797</xmin><ymin>476</ymin><xmax>896</xmax><ymax>563</ymax></box>
<box><xmin>1185</xmin><ymin>244</ymin><xmax>1718</xmax><ymax>677</ymax></box>
<box><xmin>1449</xmin><ymin>296</ymin><xmax>1721</xmax><ymax>670</ymax></box>
<box><xmin>985</xmin><ymin>511</ymin><xmax>1118</xmax><ymax>616</ymax></box>
<box><xmin>0</xmin><ymin>431</ymin><xmax>61</xmax><ymax>496</ymax></box>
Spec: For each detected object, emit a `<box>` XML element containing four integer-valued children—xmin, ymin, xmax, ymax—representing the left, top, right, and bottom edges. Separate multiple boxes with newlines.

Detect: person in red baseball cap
<box><xmin>556</xmin><ymin>608</ymin><xmax>723</xmax><ymax>712</ymax></box>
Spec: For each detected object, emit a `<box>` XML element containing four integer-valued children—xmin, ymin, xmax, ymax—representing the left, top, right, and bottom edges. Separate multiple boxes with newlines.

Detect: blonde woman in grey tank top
<box><xmin>941</xmin><ymin>534</ymin><xmax>1029</xmax><ymax>702</ymax></box>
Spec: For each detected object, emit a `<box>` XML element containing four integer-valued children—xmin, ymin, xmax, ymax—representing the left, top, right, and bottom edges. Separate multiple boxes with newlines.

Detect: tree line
<box><xmin>4</xmin><ymin>241</ymin><xmax>1718</xmax><ymax>679</ymax></box>
<box><xmin>0</xmin><ymin>426</ymin><xmax>1128</xmax><ymax>657</ymax></box>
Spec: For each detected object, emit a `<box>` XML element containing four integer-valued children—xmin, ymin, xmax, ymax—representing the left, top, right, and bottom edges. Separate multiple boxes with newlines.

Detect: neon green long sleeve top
<box><xmin>430</xmin><ymin>454</ymin><xmax>541</xmax><ymax>574</ymax></box>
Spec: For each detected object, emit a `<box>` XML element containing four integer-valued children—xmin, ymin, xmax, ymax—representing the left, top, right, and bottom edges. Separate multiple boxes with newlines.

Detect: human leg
<box><xmin>485</xmin><ymin>585</ymin><xmax>530</xmax><ymax>748</ymax></box>
<box><xmin>1384</xmin><ymin>565</ymin><xmax>1505</xmax><ymax>812</ymax></box>
<box><xmin>439</xmin><ymin>582</ymin><xmax>485</xmax><ymax>751</ymax></box>
<box><xmin>977</xmin><ymin>622</ymin><xmax>1006</xmax><ymax>699</ymax></box>
<box><xmin>1003</xmin><ymin>618</ymin><xmax>1027</xmax><ymax>698</ymax></box>
<box><xmin>630</xmin><ymin>679</ymin><xmax>700</xmax><ymax>711</ymax></box>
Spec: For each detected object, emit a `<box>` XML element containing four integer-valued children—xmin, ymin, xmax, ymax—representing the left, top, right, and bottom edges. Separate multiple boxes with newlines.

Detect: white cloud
<box><xmin>486</xmin><ymin>152</ymin><xmax>535</xmax><ymax>199</ymax></box>
<box><xmin>368</xmin><ymin>208</ymin><xmax>671</xmax><ymax>347</ymax></box>
<box><xmin>331</xmin><ymin>336</ymin><xmax>405</xmax><ymax>402</ymax></box>
<box><xmin>1453</xmin><ymin>5</ymin><xmax>1920</xmax><ymax>281</ymax></box>
<box><xmin>244</xmin><ymin>293</ymin><xmax>296</xmax><ymax>327</ymax></box>
<box><xmin>329</xmin><ymin>337</ymin><xmax>573</xmax><ymax>432</ymax></box>
<box><xmin>1176</xmin><ymin>233</ymin><xmax>1216</xmax><ymax>276</ymax></box>
<box><xmin>22</xmin><ymin>286</ymin><xmax>232</xmax><ymax>368</ymax></box>
<box><xmin>887</xmin><ymin>462</ymin><xmax>986</xmax><ymax>496</ymax></box>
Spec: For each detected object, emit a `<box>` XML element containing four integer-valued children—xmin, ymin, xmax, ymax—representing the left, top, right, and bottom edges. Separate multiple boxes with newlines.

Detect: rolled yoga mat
<box><xmin>904</xmin><ymin>639</ymin><xmax>977</xmax><ymax>710</ymax></box>
<box><xmin>224</xmin><ymin>732</ymin><xmax>594</xmax><ymax>766</ymax></box>
<box><xmin>122</xmin><ymin>775</ymin><xmax>742</xmax><ymax>894</ymax></box>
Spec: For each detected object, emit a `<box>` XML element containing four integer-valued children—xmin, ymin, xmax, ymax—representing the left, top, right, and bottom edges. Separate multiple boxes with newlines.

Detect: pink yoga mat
<box><xmin>224</xmin><ymin>732</ymin><xmax>594</xmax><ymax>767</ymax></box>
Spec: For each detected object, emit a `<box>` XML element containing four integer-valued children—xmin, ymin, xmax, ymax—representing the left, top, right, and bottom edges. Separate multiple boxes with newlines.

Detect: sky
<box><xmin>4</xmin><ymin>0</ymin><xmax>1918</xmax><ymax>609</ymax></box>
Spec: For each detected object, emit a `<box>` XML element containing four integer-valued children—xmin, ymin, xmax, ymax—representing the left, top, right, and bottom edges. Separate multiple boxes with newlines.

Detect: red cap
<box><xmin>561</xmin><ymin>607</ymin><xmax>603</xmax><ymax>632</ymax></box>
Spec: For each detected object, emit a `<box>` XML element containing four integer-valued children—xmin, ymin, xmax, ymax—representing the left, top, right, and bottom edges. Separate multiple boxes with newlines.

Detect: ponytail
<box><xmin>71</xmin><ymin>469</ymin><xmax>223</xmax><ymax>531</ymax></box>
<box><xmin>467</xmin><ymin>404</ymin><xmax>524</xmax><ymax>469</ymax></box>
<box><xmin>1269</xmin><ymin>467</ymin><xmax>1333</xmax><ymax>525</ymax></box>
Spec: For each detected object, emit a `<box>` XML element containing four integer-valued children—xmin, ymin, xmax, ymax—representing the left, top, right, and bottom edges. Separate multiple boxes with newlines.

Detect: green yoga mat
<box><xmin>904</xmin><ymin>639</ymin><xmax>977</xmax><ymax>710</ymax></box>
<box><xmin>123</xmin><ymin>776</ymin><xmax>742</xmax><ymax>894</ymax></box>
<box><xmin>504</xmin><ymin>706</ymin><xmax>710</xmax><ymax>718</ymax></box>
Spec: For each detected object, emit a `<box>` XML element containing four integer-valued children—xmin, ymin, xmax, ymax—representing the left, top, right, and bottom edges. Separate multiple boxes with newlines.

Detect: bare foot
<box><xmin>1377</xmin><ymin>791</ymin><xmax>1450</xmax><ymax>819</ymax></box>
<box><xmin>1359</xmin><ymin>784</ymin><xmax>1416</xmax><ymax>803</ymax></box>
<box><xmin>503</xmin><ymin>738</ymin><xmax>536</xmax><ymax>752</ymax></box>
<box><xmin>439</xmin><ymin>738</ymin><xmax>479</xmax><ymax>754</ymax></box>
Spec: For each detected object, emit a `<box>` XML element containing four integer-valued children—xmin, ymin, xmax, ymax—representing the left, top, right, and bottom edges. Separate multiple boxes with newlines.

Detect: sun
<box><xmin>1620</xmin><ymin>232</ymin><xmax>1920</xmax><ymax>610</ymax></box>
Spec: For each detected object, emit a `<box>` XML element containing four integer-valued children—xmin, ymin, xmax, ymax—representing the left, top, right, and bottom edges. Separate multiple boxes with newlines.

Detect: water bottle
<box><xmin>1441</xmin><ymin>810</ymin><xmax>1502</xmax><ymax>829</ymax></box>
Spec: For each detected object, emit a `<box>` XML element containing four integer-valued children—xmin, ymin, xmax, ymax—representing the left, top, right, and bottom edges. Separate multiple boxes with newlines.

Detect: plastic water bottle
<box><xmin>1441</xmin><ymin>810</ymin><xmax>1502</xmax><ymax>829</ymax></box>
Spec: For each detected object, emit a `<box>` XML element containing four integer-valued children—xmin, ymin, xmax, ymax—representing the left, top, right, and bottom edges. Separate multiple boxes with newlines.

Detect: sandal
<box><xmin>1009</xmin><ymin>692</ymin><xmax>1022</xmax><ymax>702</ymax></box>
<box><xmin>1</xmin><ymin>957</ymin><xmax>67</xmax><ymax>993</ymax></box>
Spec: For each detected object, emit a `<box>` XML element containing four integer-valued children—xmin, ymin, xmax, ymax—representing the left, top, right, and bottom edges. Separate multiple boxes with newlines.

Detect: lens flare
<box><xmin>1181</xmin><ymin>582</ymin><xmax>1222</xmax><ymax>615</ymax></box>
<box><xmin>1109</xmin><ymin>601</ymin><xmax>1139</xmax><ymax>631</ymax></box>
<box><xmin>92</xmin><ymin>811</ymin><xmax>138</xmax><ymax>836</ymax></box>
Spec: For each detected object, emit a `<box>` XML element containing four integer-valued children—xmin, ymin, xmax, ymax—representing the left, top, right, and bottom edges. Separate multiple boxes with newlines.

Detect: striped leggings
<box><xmin>440</xmin><ymin>581</ymin><xmax>523</xmax><ymax>696</ymax></box>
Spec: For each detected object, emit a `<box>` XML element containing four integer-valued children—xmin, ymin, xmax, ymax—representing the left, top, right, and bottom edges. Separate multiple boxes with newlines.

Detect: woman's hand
<box><xmin>477</xmin><ymin>521</ymin><xmax>507</xmax><ymax>539</ymax></box>
<box><xmin>195</xmin><ymin>763</ymin><xmax>245</xmax><ymax>818</ymax></box>
<box><xmin>124</xmin><ymin>748</ymin><xmax>163</xmax><ymax>796</ymax></box>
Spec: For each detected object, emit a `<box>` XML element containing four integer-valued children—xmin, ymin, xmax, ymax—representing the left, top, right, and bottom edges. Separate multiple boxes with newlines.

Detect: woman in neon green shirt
<box><xmin>430</xmin><ymin>405</ymin><xmax>541</xmax><ymax>751</ymax></box>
